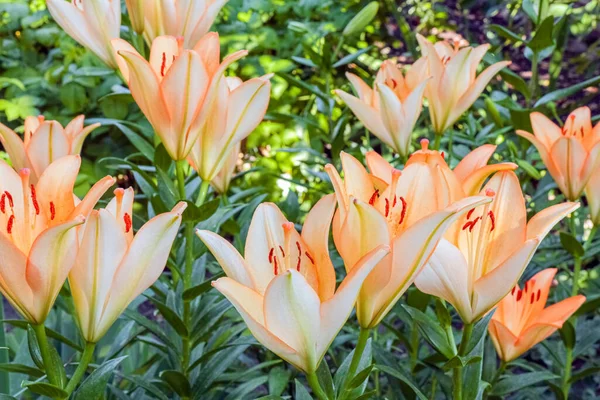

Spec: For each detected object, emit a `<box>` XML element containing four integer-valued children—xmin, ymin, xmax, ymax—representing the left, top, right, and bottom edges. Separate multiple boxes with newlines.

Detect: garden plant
<box><xmin>0</xmin><ymin>0</ymin><xmax>599</xmax><ymax>399</ymax></box>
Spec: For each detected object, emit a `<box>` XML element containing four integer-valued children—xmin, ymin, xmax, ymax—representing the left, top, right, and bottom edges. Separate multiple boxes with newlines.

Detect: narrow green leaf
<box><xmin>535</xmin><ymin>75</ymin><xmax>600</xmax><ymax>107</ymax></box>
<box><xmin>559</xmin><ymin>232</ymin><xmax>584</xmax><ymax>258</ymax></box>
<box><xmin>0</xmin><ymin>364</ymin><xmax>43</xmax><ymax>378</ymax></box>
<box><xmin>374</xmin><ymin>365</ymin><xmax>428</xmax><ymax>400</ymax></box>
<box><xmin>332</xmin><ymin>46</ymin><xmax>372</xmax><ymax>68</ymax></box>
<box><xmin>182</xmin><ymin>273</ymin><xmax>223</xmax><ymax>301</ymax></box>
<box><xmin>24</xmin><ymin>382</ymin><xmax>68</xmax><ymax>399</ymax></box>
<box><xmin>73</xmin><ymin>356</ymin><xmax>127</xmax><ymax>400</ymax></box>
<box><xmin>402</xmin><ymin>305</ymin><xmax>455</xmax><ymax>359</ymax></box>
<box><xmin>144</xmin><ymin>296</ymin><xmax>188</xmax><ymax>338</ymax></box>
<box><xmin>160</xmin><ymin>370</ymin><xmax>191</xmax><ymax>398</ymax></box>
<box><xmin>527</xmin><ymin>16</ymin><xmax>555</xmax><ymax>51</ymax></box>
<box><xmin>465</xmin><ymin>311</ymin><xmax>495</xmax><ymax>355</ymax></box>
<box><xmin>492</xmin><ymin>371</ymin><xmax>560</xmax><ymax>395</ymax></box>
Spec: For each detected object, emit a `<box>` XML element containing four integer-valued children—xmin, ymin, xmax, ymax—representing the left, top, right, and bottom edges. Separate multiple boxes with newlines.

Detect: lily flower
<box><xmin>516</xmin><ymin>107</ymin><xmax>600</xmax><ymax>201</ymax></box>
<box><xmin>130</xmin><ymin>0</ymin><xmax>228</xmax><ymax>49</ymax></box>
<box><xmin>0</xmin><ymin>115</ymin><xmax>100</xmax><ymax>182</ymax></box>
<box><xmin>324</xmin><ymin>142</ymin><xmax>513</xmax><ymax>328</ymax></box>
<box><xmin>70</xmin><ymin>188</ymin><xmax>186</xmax><ymax>342</ymax></box>
<box><xmin>0</xmin><ymin>156</ymin><xmax>115</xmax><ymax>324</ymax></box>
<box><xmin>112</xmin><ymin>33</ymin><xmax>250</xmax><ymax>161</ymax></box>
<box><xmin>197</xmin><ymin>198</ymin><xmax>390</xmax><ymax>373</ymax></box>
<box><xmin>489</xmin><ymin>268</ymin><xmax>585</xmax><ymax>361</ymax></box>
<box><xmin>335</xmin><ymin>60</ymin><xmax>429</xmax><ymax>157</ymax></box>
<box><xmin>416</xmin><ymin>34</ymin><xmax>510</xmax><ymax>135</ymax></box>
<box><xmin>125</xmin><ymin>0</ymin><xmax>145</xmax><ymax>34</ymax></box>
<box><xmin>415</xmin><ymin>171</ymin><xmax>578</xmax><ymax>323</ymax></box>
<box><xmin>210</xmin><ymin>143</ymin><xmax>240</xmax><ymax>194</ymax></box>
<box><xmin>187</xmin><ymin>75</ymin><xmax>271</xmax><ymax>183</ymax></box>
<box><xmin>47</xmin><ymin>0</ymin><xmax>121</xmax><ymax>68</ymax></box>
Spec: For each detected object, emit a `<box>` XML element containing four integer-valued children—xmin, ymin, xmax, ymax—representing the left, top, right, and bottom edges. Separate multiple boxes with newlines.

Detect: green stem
<box><xmin>0</xmin><ymin>298</ymin><xmax>8</xmax><ymax>394</ymax></box>
<box><xmin>453</xmin><ymin>323</ymin><xmax>474</xmax><ymax>400</ymax></box>
<box><xmin>306</xmin><ymin>371</ymin><xmax>329</xmax><ymax>400</ymax></box>
<box><xmin>571</xmin><ymin>256</ymin><xmax>582</xmax><ymax>297</ymax></box>
<box><xmin>343</xmin><ymin>327</ymin><xmax>371</xmax><ymax>392</ymax></box>
<box><xmin>175</xmin><ymin>161</ymin><xmax>187</xmax><ymax>200</ymax></box>
<box><xmin>195</xmin><ymin>180</ymin><xmax>211</xmax><ymax>207</ymax></box>
<box><xmin>562</xmin><ymin>346</ymin><xmax>574</xmax><ymax>398</ymax></box>
<box><xmin>529</xmin><ymin>51</ymin><xmax>539</xmax><ymax>105</ymax></box>
<box><xmin>32</xmin><ymin>324</ymin><xmax>61</xmax><ymax>386</ymax></box>
<box><xmin>410</xmin><ymin>325</ymin><xmax>419</xmax><ymax>372</ymax></box>
<box><xmin>432</xmin><ymin>134</ymin><xmax>442</xmax><ymax>151</ymax></box>
<box><xmin>64</xmin><ymin>342</ymin><xmax>95</xmax><ymax>395</ymax></box>
<box><xmin>489</xmin><ymin>361</ymin><xmax>506</xmax><ymax>392</ymax></box>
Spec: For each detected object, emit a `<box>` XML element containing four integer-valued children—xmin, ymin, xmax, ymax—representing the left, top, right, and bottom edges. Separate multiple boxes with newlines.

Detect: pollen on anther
<box><xmin>368</xmin><ymin>189</ymin><xmax>379</xmax><ymax>205</ymax></box>
<box><xmin>536</xmin><ymin>289</ymin><xmax>541</xmax><ymax>301</ymax></box>
<box><xmin>6</xmin><ymin>215</ymin><xmax>14</xmax><ymax>234</ymax></box>
<box><xmin>160</xmin><ymin>53</ymin><xmax>167</xmax><ymax>76</ymax></box>
<box><xmin>50</xmin><ymin>202</ymin><xmax>56</xmax><ymax>220</ymax></box>
<box><xmin>5</xmin><ymin>192</ymin><xmax>13</xmax><ymax>208</ymax></box>
<box><xmin>398</xmin><ymin>197</ymin><xmax>407</xmax><ymax>225</ymax></box>
<box><xmin>516</xmin><ymin>289</ymin><xmax>523</xmax><ymax>301</ymax></box>
<box><xmin>385</xmin><ymin>198</ymin><xmax>390</xmax><ymax>217</ymax></box>
<box><xmin>466</xmin><ymin>208</ymin><xmax>475</xmax><ymax>220</ymax></box>
<box><xmin>530</xmin><ymin>293</ymin><xmax>535</xmax><ymax>304</ymax></box>
<box><xmin>273</xmin><ymin>257</ymin><xmax>279</xmax><ymax>275</ymax></box>
<box><xmin>305</xmin><ymin>251</ymin><xmax>315</xmax><ymax>264</ymax></box>
<box><xmin>30</xmin><ymin>185</ymin><xmax>40</xmax><ymax>215</ymax></box>
<box><xmin>124</xmin><ymin>212</ymin><xmax>132</xmax><ymax>233</ymax></box>
<box><xmin>468</xmin><ymin>216</ymin><xmax>481</xmax><ymax>232</ymax></box>
<box><xmin>279</xmin><ymin>245</ymin><xmax>285</xmax><ymax>257</ymax></box>
<box><xmin>511</xmin><ymin>286</ymin><xmax>516</xmax><ymax>295</ymax></box>
<box><xmin>0</xmin><ymin>193</ymin><xmax>5</xmax><ymax>214</ymax></box>
<box><xmin>268</xmin><ymin>248</ymin><xmax>274</xmax><ymax>263</ymax></box>
<box><xmin>488</xmin><ymin>211</ymin><xmax>496</xmax><ymax>231</ymax></box>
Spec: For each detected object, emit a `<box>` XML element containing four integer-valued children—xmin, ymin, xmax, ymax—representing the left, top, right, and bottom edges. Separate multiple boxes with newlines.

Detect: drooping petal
<box><xmin>415</xmin><ymin>239</ymin><xmax>473</xmax><ymax>322</ymax></box>
<box><xmin>71</xmin><ymin>175</ymin><xmax>116</xmax><ymax>220</ymax></box>
<box><xmin>26</xmin><ymin>216</ymin><xmax>85</xmax><ymax>323</ymax></box>
<box><xmin>471</xmin><ymin>238</ymin><xmax>539</xmax><ymax>321</ymax></box>
<box><xmin>196</xmin><ymin>229</ymin><xmax>256</xmax><ymax>289</ymax></box>
<box><xmin>0</xmin><ymin>123</ymin><xmax>30</xmax><ymax>173</ymax></box>
<box><xmin>461</xmin><ymin>162</ymin><xmax>518</xmax><ymax>196</ymax></box>
<box><xmin>335</xmin><ymin>90</ymin><xmax>391</xmax><ymax>145</ymax></box>
<box><xmin>300</xmin><ymin>194</ymin><xmax>337</xmax><ymax>302</ymax></box>
<box><xmin>346</xmin><ymin>72</ymin><xmax>373</xmax><ymax>104</ymax></box>
<box><xmin>317</xmin><ymin>245</ymin><xmax>389</xmax><ymax>358</ymax></box>
<box><xmin>212</xmin><ymin>277</ymin><xmax>303</xmax><ymax>368</ymax></box>
<box><xmin>263</xmin><ymin>270</ymin><xmax>321</xmax><ymax>372</ymax></box>
<box><xmin>530</xmin><ymin>112</ymin><xmax>562</xmax><ymax>150</ymax></box>
<box><xmin>453</xmin><ymin>144</ymin><xmax>496</xmax><ymax>182</ymax></box>
<box><xmin>526</xmin><ymin>202</ymin><xmax>579</xmax><ymax>241</ymax></box>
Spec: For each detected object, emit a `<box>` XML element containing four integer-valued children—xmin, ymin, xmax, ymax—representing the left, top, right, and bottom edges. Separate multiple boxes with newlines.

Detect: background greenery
<box><xmin>0</xmin><ymin>0</ymin><xmax>599</xmax><ymax>398</ymax></box>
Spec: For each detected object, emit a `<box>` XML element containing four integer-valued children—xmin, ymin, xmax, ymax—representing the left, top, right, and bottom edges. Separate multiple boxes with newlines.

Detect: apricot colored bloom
<box><xmin>416</xmin><ymin>171</ymin><xmax>578</xmax><ymax>323</ymax></box>
<box><xmin>324</xmin><ymin>142</ymin><xmax>514</xmax><ymax>328</ymax></box>
<box><xmin>416</xmin><ymin>34</ymin><xmax>510</xmax><ymax>134</ymax></box>
<box><xmin>336</xmin><ymin>60</ymin><xmax>429</xmax><ymax>157</ymax></box>
<box><xmin>134</xmin><ymin>0</ymin><xmax>228</xmax><ymax>48</ymax></box>
<box><xmin>197</xmin><ymin>198</ymin><xmax>390</xmax><ymax>373</ymax></box>
<box><xmin>71</xmin><ymin>188</ymin><xmax>186</xmax><ymax>342</ymax></box>
<box><xmin>188</xmin><ymin>75</ymin><xmax>271</xmax><ymax>183</ymax></box>
<box><xmin>112</xmin><ymin>33</ymin><xmax>251</xmax><ymax>161</ymax></box>
<box><xmin>0</xmin><ymin>115</ymin><xmax>100</xmax><ymax>182</ymax></box>
<box><xmin>0</xmin><ymin>155</ymin><xmax>115</xmax><ymax>324</ymax></box>
<box><xmin>124</xmin><ymin>0</ymin><xmax>145</xmax><ymax>34</ymax></box>
<box><xmin>210</xmin><ymin>143</ymin><xmax>240</xmax><ymax>194</ymax></box>
<box><xmin>489</xmin><ymin>268</ymin><xmax>585</xmax><ymax>361</ymax></box>
<box><xmin>516</xmin><ymin>107</ymin><xmax>600</xmax><ymax>201</ymax></box>
<box><xmin>47</xmin><ymin>0</ymin><xmax>121</xmax><ymax>68</ymax></box>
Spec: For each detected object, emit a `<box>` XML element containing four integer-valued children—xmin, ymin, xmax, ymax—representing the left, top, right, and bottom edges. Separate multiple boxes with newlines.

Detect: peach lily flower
<box><xmin>416</xmin><ymin>34</ymin><xmax>510</xmax><ymax>135</ymax></box>
<box><xmin>112</xmin><ymin>33</ymin><xmax>250</xmax><ymax>161</ymax></box>
<box><xmin>197</xmin><ymin>198</ymin><xmax>390</xmax><ymax>373</ymax></box>
<box><xmin>336</xmin><ymin>60</ymin><xmax>429</xmax><ymax>157</ymax></box>
<box><xmin>133</xmin><ymin>0</ymin><xmax>228</xmax><ymax>49</ymax></box>
<box><xmin>0</xmin><ymin>155</ymin><xmax>115</xmax><ymax>324</ymax></box>
<box><xmin>324</xmin><ymin>142</ymin><xmax>514</xmax><ymax>328</ymax></box>
<box><xmin>516</xmin><ymin>107</ymin><xmax>600</xmax><ymax>201</ymax></box>
<box><xmin>210</xmin><ymin>143</ymin><xmax>240</xmax><ymax>194</ymax></box>
<box><xmin>0</xmin><ymin>115</ymin><xmax>100</xmax><ymax>182</ymax></box>
<box><xmin>71</xmin><ymin>188</ymin><xmax>186</xmax><ymax>343</ymax></box>
<box><xmin>47</xmin><ymin>0</ymin><xmax>121</xmax><ymax>68</ymax></box>
<box><xmin>125</xmin><ymin>0</ymin><xmax>145</xmax><ymax>34</ymax></box>
<box><xmin>415</xmin><ymin>171</ymin><xmax>578</xmax><ymax>323</ymax></box>
<box><xmin>489</xmin><ymin>268</ymin><xmax>585</xmax><ymax>361</ymax></box>
<box><xmin>188</xmin><ymin>75</ymin><xmax>271</xmax><ymax>183</ymax></box>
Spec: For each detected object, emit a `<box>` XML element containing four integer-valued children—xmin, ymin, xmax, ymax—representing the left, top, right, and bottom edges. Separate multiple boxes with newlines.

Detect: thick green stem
<box><xmin>343</xmin><ymin>327</ymin><xmax>371</xmax><ymax>392</ymax></box>
<box><xmin>32</xmin><ymin>324</ymin><xmax>61</xmax><ymax>386</ymax></box>
<box><xmin>489</xmin><ymin>361</ymin><xmax>506</xmax><ymax>392</ymax></box>
<box><xmin>175</xmin><ymin>161</ymin><xmax>187</xmax><ymax>200</ymax></box>
<box><xmin>432</xmin><ymin>134</ymin><xmax>442</xmax><ymax>151</ymax></box>
<box><xmin>64</xmin><ymin>342</ymin><xmax>95</xmax><ymax>395</ymax></box>
<box><xmin>571</xmin><ymin>256</ymin><xmax>582</xmax><ymax>297</ymax></box>
<box><xmin>453</xmin><ymin>323</ymin><xmax>474</xmax><ymax>400</ymax></box>
<box><xmin>195</xmin><ymin>180</ymin><xmax>211</xmax><ymax>207</ymax></box>
<box><xmin>306</xmin><ymin>371</ymin><xmax>329</xmax><ymax>400</ymax></box>
<box><xmin>562</xmin><ymin>346</ymin><xmax>574</xmax><ymax>398</ymax></box>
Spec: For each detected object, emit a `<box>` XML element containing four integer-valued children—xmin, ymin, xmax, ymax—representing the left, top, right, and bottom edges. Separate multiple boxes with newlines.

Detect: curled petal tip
<box><xmin>172</xmin><ymin>201</ymin><xmax>188</xmax><ymax>215</ymax></box>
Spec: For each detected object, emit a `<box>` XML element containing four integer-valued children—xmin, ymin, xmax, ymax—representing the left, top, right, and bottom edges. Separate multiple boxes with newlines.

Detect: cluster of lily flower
<box><xmin>0</xmin><ymin>0</ymin><xmax>597</xmax><ymax>396</ymax></box>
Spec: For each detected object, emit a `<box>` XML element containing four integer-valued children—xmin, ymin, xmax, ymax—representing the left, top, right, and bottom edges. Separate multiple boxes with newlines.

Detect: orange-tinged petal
<box><xmin>549</xmin><ymin>136</ymin><xmax>587</xmax><ymax>200</ymax></box>
<box><xmin>193</xmin><ymin>32</ymin><xmax>221</xmax><ymax>75</ymax></box>
<box><xmin>526</xmin><ymin>202</ymin><xmax>578</xmax><ymax>241</ymax></box>
<box><xmin>196</xmin><ymin>229</ymin><xmax>256</xmax><ymax>289</ymax></box>
<box><xmin>365</xmin><ymin>151</ymin><xmax>394</xmax><ymax>184</ymax></box>
<box><xmin>111</xmin><ymin>38</ymin><xmax>138</xmax><ymax>81</ymax></box>
<box><xmin>335</xmin><ymin>89</ymin><xmax>391</xmax><ymax>145</ymax></box>
<box><xmin>0</xmin><ymin>123</ymin><xmax>30</xmax><ymax>174</ymax></box>
<box><xmin>318</xmin><ymin>244</ymin><xmax>389</xmax><ymax>358</ymax></box>
<box><xmin>187</xmin><ymin>0</ymin><xmax>228</xmax><ymax>49</ymax></box>
<box><xmin>26</xmin><ymin>215</ymin><xmax>85</xmax><ymax>323</ymax></box>
<box><xmin>346</xmin><ymin>72</ymin><xmax>373</xmax><ymax>104</ymax></box>
<box><xmin>461</xmin><ymin>162</ymin><xmax>518</xmax><ymax>196</ymax></box>
<box><xmin>533</xmin><ymin>295</ymin><xmax>586</xmax><ymax>328</ymax></box>
<box><xmin>471</xmin><ymin>238</ymin><xmax>539</xmax><ymax>321</ymax></box>
<box><xmin>530</xmin><ymin>112</ymin><xmax>562</xmax><ymax>149</ymax></box>
<box><xmin>453</xmin><ymin>144</ymin><xmax>496</xmax><ymax>183</ymax></box>
<box><xmin>71</xmin><ymin>175</ymin><xmax>116</xmax><ymax>220</ymax></box>
<box><xmin>340</xmin><ymin>152</ymin><xmax>376</xmax><ymax>204</ymax></box>
<box><xmin>70</xmin><ymin>209</ymin><xmax>127</xmax><ymax>342</ymax></box>
<box><xmin>488</xmin><ymin>319</ymin><xmax>519</xmax><ymax>361</ymax></box>
<box><xmin>263</xmin><ymin>270</ymin><xmax>321</xmax><ymax>372</ymax></box>
<box><xmin>35</xmin><ymin>155</ymin><xmax>81</xmax><ymax>224</ymax></box>
<box><xmin>25</xmin><ymin>121</ymin><xmax>70</xmax><ymax>178</ymax></box>
<box><xmin>98</xmin><ymin>203</ymin><xmax>185</xmax><ymax>337</ymax></box>
<box><xmin>301</xmin><ymin>194</ymin><xmax>337</xmax><ymax>302</ymax></box>
<box><xmin>0</xmin><ymin>232</ymin><xmax>35</xmax><ymax>321</ymax></box>
<box><xmin>415</xmin><ymin>239</ymin><xmax>473</xmax><ymax>322</ymax></box>
<box><xmin>212</xmin><ymin>277</ymin><xmax>302</xmax><ymax>368</ymax></box>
